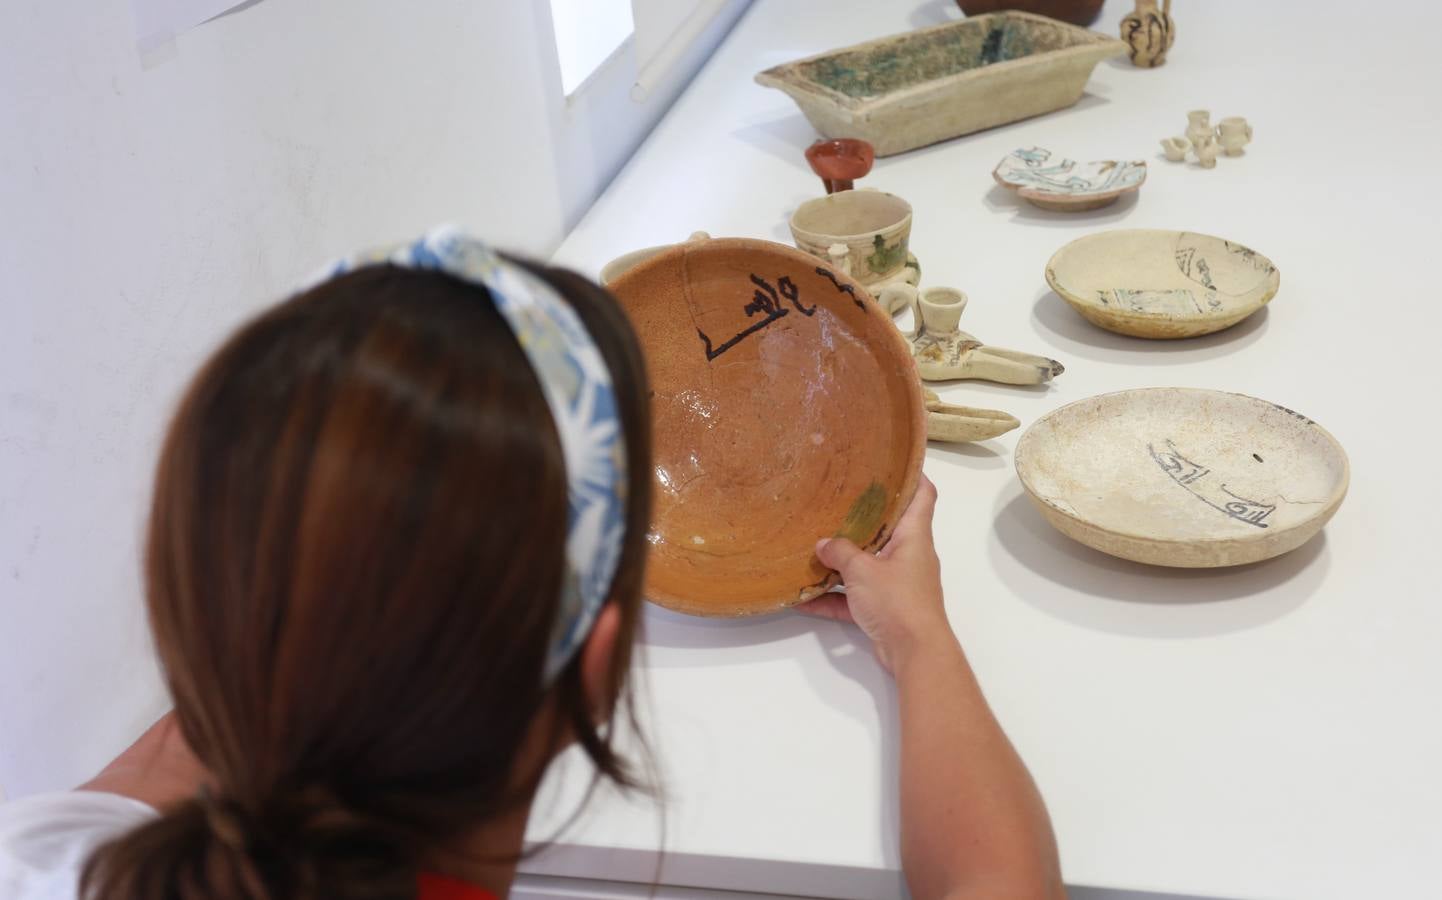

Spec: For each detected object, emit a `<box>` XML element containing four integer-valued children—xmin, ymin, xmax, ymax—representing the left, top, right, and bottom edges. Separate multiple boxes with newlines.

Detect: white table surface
<box><xmin>524</xmin><ymin>1</ymin><xmax>1442</xmax><ymax>898</ymax></box>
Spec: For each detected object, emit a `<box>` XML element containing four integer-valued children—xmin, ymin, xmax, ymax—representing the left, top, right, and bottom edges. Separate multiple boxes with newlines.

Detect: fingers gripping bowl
<box><xmin>607</xmin><ymin>238</ymin><xmax>927</xmax><ymax>616</ymax></box>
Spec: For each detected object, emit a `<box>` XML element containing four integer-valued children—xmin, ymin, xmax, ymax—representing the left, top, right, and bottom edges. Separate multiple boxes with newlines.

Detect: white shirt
<box><xmin>0</xmin><ymin>791</ymin><xmax>157</xmax><ymax>900</ymax></box>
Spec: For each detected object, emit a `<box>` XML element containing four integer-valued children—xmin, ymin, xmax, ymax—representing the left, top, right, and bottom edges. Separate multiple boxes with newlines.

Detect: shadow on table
<box><xmin>859</xmin><ymin>91</ymin><xmax>1114</xmax><ymax>170</ymax></box>
<box><xmin>730</xmin><ymin>111</ymin><xmax>822</xmax><ymax>170</ymax></box>
<box><xmin>733</xmin><ymin>87</ymin><xmax>1112</xmax><ymax>181</ymax></box>
<box><xmin>1031</xmin><ymin>287</ymin><xmax>1271</xmax><ymax>365</ymax></box>
<box><xmin>983</xmin><ymin>182</ymin><xmax>1142</xmax><ymax>226</ymax></box>
<box><xmin>927</xmin><ymin>438</ymin><xmax>1011</xmax><ymax>471</ymax></box>
<box><xmin>989</xmin><ymin>488</ymin><xmax>1327</xmax><ymax>638</ymax></box>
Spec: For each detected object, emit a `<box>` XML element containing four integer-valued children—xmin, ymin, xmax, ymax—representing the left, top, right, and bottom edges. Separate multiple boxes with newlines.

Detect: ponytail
<box><xmin>81</xmin><ymin>785</ymin><xmax>415</xmax><ymax>900</ymax></box>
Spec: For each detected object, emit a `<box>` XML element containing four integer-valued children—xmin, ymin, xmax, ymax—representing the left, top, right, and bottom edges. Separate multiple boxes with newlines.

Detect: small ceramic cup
<box><xmin>915</xmin><ymin>287</ymin><xmax>969</xmax><ymax>334</ymax></box>
<box><xmin>1160</xmin><ymin>136</ymin><xmax>1190</xmax><ymax>162</ymax></box>
<box><xmin>1193</xmin><ymin>133</ymin><xmax>1219</xmax><ymax>169</ymax></box>
<box><xmin>790</xmin><ymin>189</ymin><xmax>912</xmax><ymax>287</ymax></box>
<box><xmin>1217</xmin><ymin>117</ymin><xmax>1253</xmax><ymax>156</ymax></box>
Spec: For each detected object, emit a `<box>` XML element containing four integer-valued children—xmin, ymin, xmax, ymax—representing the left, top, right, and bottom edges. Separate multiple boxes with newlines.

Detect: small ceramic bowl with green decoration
<box><xmin>789</xmin><ymin>188</ymin><xmax>920</xmax><ymax>313</ymax></box>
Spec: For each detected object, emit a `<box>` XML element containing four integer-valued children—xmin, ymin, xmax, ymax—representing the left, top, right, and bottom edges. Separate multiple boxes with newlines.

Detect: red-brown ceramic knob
<box><xmin>805</xmin><ymin>138</ymin><xmax>875</xmax><ymax>194</ymax></box>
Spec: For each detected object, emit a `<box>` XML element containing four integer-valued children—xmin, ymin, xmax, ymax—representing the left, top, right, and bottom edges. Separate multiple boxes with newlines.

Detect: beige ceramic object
<box><xmin>1120</xmin><ymin>0</ymin><xmax>1175</xmax><ymax>67</ymax></box>
<box><xmin>1046</xmin><ymin>229</ymin><xmax>1279</xmax><ymax>339</ymax></box>
<box><xmin>1193</xmin><ymin>133</ymin><xmax>1219</xmax><ymax>168</ymax></box>
<box><xmin>924</xmin><ymin>388</ymin><xmax>1020</xmax><ymax>442</ymax></box>
<box><xmin>1015</xmin><ymin>388</ymin><xmax>1349</xmax><ymax>567</ymax></box>
<box><xmin>755</xmin><ymin>13</ymin><xmax>1126</xmax><ymax>157</ymax></box>
<box><xmin>886</xmin><ymin>284</ymin><xmax>1064</xmax><ymax>384</ymax></box>
<box><xmin>1217</xmin><ymin>116</ymin><xmax>1253</xmax><ymax>155</ymax></box>
<box><xmin>789</xmin><ymin>189</ymin><xmax>920</xmax><ymax>311</ymax></box>
<box><xmin>1160</xmin><ymin>136</ymin><xmax>1190</xmax><ymax>161</ymax></box>
<box><xmin>1185</xmin><ymin>110</ymin><xmax>1212</xmax><ymax>149</ymax></box>
<box><xmin>599</xmin><ymin>231</ymin><xmax>710</xmax><ymax>286</ymax></box>
<box><xmin>992</xmin><ymin>146</ymin><xmax>1147</xmax><ymax>212</ymax></box>
<box><xmin>607</xmin><ymin>238</ymin><xmax>926</xmax><ymax>616</ymax></box>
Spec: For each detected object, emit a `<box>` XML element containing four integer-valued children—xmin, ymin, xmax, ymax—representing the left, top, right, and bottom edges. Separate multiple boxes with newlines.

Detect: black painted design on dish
<box><xmin>814</xmin><ymin>266</ymin><xmax>868</xmax><ymax>311</ymax></box>
<box><xmin>1148</xmin><ymin>438</ymin><xmax>1275</xmax><ymax>528</ymax></box>
<box><xmin>697</xmin><ymin>273</ymin><xmax>813</xmax><ymax>361</ymax></box>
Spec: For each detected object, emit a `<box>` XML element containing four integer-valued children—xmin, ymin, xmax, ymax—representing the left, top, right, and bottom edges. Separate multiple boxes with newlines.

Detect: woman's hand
<box><xmin>797</xmin><ymin>476</ymin><xmax>954</xmax><ymax>672</ymax></box>
<box><xmin>799</xmin><ymin>474</ymin><xmax>1065</xmax><ymax>899</ymax></box>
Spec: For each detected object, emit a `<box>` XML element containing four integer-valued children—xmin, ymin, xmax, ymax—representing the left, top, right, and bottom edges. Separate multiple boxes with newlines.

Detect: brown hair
<box><xmin>81</xmin><ymin>259</ymin><xmax>653</xmax><ymax>898</ymax></box>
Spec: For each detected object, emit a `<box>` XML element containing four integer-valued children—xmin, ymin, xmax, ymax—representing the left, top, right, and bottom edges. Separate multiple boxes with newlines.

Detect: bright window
<box><xmin>548</xmin><ymin>0</ymin><xmax>634</xmax><ymax>96</ymax></box>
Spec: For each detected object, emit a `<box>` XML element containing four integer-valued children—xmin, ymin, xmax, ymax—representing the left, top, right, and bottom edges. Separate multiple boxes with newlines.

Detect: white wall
<box><xmin>0</xmin><ymin>0</ymin><xmax>746</xmax><ymax>798</ymax></box>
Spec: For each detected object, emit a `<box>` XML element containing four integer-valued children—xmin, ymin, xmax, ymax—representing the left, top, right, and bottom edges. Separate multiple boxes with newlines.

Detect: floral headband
<box><xmin>320</xmin><ymin>226</ymin><xmax>628</xmax><ymax>683</ymax></box>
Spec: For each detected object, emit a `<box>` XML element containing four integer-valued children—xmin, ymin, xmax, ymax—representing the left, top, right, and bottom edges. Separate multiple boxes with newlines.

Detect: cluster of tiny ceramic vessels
<box><xmin>600</xmin><ymin>3</ymin><xmax>1348</xmax><ymax>616</ymax></box>
<box><xmin>1160</xmin><ymin>110</ymin><xmax>1253</xmax><ymax>168</ymax></box>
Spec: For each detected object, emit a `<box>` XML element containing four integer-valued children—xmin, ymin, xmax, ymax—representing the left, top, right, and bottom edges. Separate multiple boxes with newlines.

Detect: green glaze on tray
<box><xmin>755</xmin><ymin>12</ymin><xmax>1126</xmax><ymax>157</ymax></box>
<box><xmin>797</xmin><ymin>19</ymin><xmax>1083</xmax><ymax>99</ymax></box>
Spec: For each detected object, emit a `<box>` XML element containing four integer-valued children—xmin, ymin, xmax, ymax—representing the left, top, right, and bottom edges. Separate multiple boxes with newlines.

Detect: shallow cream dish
<box><xmin>1045</xmin><ymin>229</ymin><xmax>1280</xmax><ymax>338</ymax></box>
<box><xmin>1014</xmin><ymin>388</ymin><xmax>1349</xmax><ymax>567</ymax></box>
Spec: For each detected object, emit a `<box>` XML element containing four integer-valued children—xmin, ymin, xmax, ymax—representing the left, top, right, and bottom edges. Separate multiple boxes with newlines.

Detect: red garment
<box><xmin>417</xmin><ymin>871</ymin><xmax>499</xmax><ymax>900</ymax></box>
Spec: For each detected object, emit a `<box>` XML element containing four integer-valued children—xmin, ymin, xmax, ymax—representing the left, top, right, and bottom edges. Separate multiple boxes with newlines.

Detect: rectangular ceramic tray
<box><xmin>755</xmin><ymin>12</ymin><xmax>1126</xmax><ymax>157</ymax></box>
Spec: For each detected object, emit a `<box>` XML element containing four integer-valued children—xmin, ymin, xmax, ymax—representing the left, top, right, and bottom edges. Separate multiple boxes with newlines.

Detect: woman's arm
<box><xmin>891</xmin><ymin>632</ymin><xmax>1062</xmax><ymax>899</ymax></box>
<box><xmin>801</xmin><ymin>477</ymin><xmax>1064</xmax><ymax>900</ymax></box>
<box><xmin>79</xmin><ymin>713</ymin><xmax>207</xmax><ymax>810</ymax></box>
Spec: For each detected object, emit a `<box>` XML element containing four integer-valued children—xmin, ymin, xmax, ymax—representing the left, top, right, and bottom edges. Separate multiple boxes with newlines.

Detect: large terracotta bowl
<box><xmin>608</xmin><ymin>238</ymin><xmax>926</xmax><ymax>616</ymax></box>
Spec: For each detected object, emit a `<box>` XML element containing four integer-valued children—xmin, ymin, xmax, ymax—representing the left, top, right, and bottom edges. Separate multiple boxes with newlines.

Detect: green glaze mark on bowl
<box><xmin>837</xmin><ymin>481</ymin><xmax>888</xmax><ymax>545</ymax></box>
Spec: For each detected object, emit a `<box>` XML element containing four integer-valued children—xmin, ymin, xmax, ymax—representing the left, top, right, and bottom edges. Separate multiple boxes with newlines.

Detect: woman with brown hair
<box><xmin>0</xmin><ymin>228</ymin><xmax>1063</xmax><ymax>900</ymax></box>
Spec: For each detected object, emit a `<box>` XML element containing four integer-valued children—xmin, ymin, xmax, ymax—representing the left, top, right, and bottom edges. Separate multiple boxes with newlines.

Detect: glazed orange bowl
<box><xmin>607</xmin><ymin>237</ymin><xmax>926</xmax><ymax>616</ymax></box>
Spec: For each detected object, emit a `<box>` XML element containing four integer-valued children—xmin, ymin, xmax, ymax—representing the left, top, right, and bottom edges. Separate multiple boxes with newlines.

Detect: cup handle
<box><xmin>827</xmin><ymin>243</ymin><xmax>851</xmax><ymax>277</ymax></box>
<box><xmin>876</xmin><ymin>283</ymin><xmax>918</xmax><ymax>319</ymax></box>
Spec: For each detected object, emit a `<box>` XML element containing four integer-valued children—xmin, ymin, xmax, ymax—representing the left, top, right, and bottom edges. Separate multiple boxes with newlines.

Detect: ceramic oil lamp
<box><xmin>881</xmin><ymin>284</ymin><xmax>1065</xmax><ymax>385</ymax></box>
<box><xmin>923</xmin><ymin>388</ymin><xmax>1019</xmax><ymax>443</ymax></box>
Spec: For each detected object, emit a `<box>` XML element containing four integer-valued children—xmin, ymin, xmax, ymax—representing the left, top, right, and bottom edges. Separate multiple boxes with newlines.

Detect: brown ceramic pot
<box><xmin>954</xmin><ymin>0</ymin><xmax>1104</xmax><ymax>26</ymax></box>
<box><xmin>608</xmin><ymin>238</ymin><xmax>926</xmax><ymax>616</ymax></box>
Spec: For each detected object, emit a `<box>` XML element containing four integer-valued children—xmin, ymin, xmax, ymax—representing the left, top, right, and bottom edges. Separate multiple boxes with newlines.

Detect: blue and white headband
<box><xmin>320</xmin><ymin>225</ymin><xmax>629</xmax><ymax>683</ymax></box>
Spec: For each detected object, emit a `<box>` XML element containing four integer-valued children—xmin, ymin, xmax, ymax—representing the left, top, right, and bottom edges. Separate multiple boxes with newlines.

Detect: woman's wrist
<box><xmin>889</xmin><ymin>620</ymin><xmax>963</xmax><ymax>680</ymax></box>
